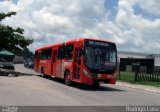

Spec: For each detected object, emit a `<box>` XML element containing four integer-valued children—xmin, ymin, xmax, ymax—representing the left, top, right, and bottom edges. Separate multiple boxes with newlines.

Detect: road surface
<box><xmin>0</xmin><ymin>64</ymin><xmax>159</xmax><ymax>106</ymax></box>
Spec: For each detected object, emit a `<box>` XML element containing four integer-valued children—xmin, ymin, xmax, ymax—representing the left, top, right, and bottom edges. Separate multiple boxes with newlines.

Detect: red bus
<box><xmin>34</xmin><ymin>38</ymin><xmax>117</xmax><ymax>87</ymax></box>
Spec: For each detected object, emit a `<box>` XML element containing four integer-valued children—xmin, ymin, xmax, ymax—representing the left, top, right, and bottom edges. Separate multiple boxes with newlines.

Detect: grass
<box><xmin>117</xmin><ymin>71</ymin><xmax>160</xmax><ymax>87</ymax></box>
<box><xmin>117</xmin><ymin>71</ymin><xmax>135</xmax><ymax>82</ymax></box>
<box><xmin>133</xmin><ymin>81</ymin><xmax>160</xmax><ymax>87</ymax></box>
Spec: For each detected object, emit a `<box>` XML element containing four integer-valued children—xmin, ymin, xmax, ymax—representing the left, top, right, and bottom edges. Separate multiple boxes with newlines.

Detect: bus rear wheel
<box><xmin>65</xmin><ymin>72</ymin><xmax>71</xmax><ymax>86</ymax></box>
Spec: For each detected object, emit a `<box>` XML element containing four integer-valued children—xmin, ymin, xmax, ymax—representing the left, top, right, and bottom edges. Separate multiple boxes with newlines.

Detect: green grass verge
<box><xmin>117</xmin><ymin>71</ymin><xmax>160</xmax><ymax>87</ymax></box>
<box><xmin>117</xmin><ymin>71</ymin><xmax>135</xmax><ymax>82</ymax></box>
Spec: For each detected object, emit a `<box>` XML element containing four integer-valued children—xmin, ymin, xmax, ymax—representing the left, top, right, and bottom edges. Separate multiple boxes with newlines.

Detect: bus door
<box><xmin>51</xmin><ymin>50</ymin><xmax>57</xmax><ymax>76</ymax></box>
<box><xmin>73</xmin><ymin>46</ymin><xmax>82</xmax><ymax>81</ymax></box>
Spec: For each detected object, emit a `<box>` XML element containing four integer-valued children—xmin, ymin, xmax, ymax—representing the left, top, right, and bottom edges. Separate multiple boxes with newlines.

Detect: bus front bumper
<box><xmin>82</xmin><ymin>73</ymin><xmax>116</xmax><ymax>85</ymax></box>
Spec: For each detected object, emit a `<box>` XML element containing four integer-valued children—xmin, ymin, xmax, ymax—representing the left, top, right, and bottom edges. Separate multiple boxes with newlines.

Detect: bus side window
<box><xmin>58</xmin><ymin>46</ymin><xmax>65</xmax><ymax>59</ymax></box>
<box><xmin>40</xmin><ymin>48</ymin><xmax>52</xmax><ymax>60</ymax></box>
<box><xmin>40</xmin><ymin>50</ymin><xmax>44</xmax><ymax>59</ymax></box>
<box><xmin>38</xmin><ymin>52</ymin><xmax>40</xmax><ymax>60</ymax></box>
<box><xmin>79</xmin><ymin>48</ymin><xmax>82</xmax><ymax>57</ymax></box>
<box><xmin>52</xmin><ymin>50</ymin><xmax>57</xmax><ymax>62</ymax></box>
<box><xmin>47</xmin><ymin>48</ymin><xmax>52</xmax><ymax>59</ymax></box>
<box><xmin>65</xmin><ymin>44</ymin><xmax>74</xmax><ymax>60</ymax></box>
<box><xmin>34</xmin><ymin>51</ymin><xmax>38</xmax><ymax>59</ymax></box>
<box><xmin>41</xmin><ymin>50</ymin><xmax>46</xmax><ymax>59</ymax></box>
<box><xmin>78</xmin><ymin>48</ymin><xmax>82</xmax><ymax>65</ymax></box>
<box><xmin>35</xmin><ymin>51</ymin><xmax>40</xmax><ymax>60</ymax></box>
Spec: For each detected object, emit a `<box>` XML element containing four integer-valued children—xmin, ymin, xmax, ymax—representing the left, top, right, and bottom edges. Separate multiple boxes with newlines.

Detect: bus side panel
<box><xmin>55</xmin><ymin>60</ymin><xmax>64</xmax><ymax>78</ymax></box>
<box><xmin>34</xmin><ymin>52</ymin><xmax>40</xmax><ymax>72</ymax></box>
<box><xmin>34</xmin><ymin>59</ymin><xmax>37</xmax><ymax>72</ymax></box>
<box><xmin>51</xmin><ymin>59</ymin><xmax>60</xmax><ymax>77</ymax></box>
<box><xmin>44</xmin><ymin>60</ymin><xmax>52</xmax><ymax>76</ymax></box>
<box><xmin>38</xmin><ymin>60</ymin><xmax>45</xmax><ymax>73</ymax></box>
<box><xmin>37</xmin><ymin>60</ymin><xmax>52</xmax><ymax>76</ymax></box>
<box><xmin>52</xmin><ymin>59</ymin><xmax>61</xmax><ymax>78</ymax></box>
<box><xmin>38</xmin><ymin>60</ymin><xmax>49</xmax><ymax>75</ymax></box>
<box><xmin>80</xmin><ymin>63</ymin><xmax>93</xmax><ymax>85</ymax></box>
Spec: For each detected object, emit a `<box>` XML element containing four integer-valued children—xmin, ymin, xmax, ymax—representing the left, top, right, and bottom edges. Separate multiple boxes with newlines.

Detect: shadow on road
<box><xmin>0</xmin><ymin>67</ymin><xmax>40</xmax><ymax>77</ymax></box>
<box><xmin>69</xmin><ymin>83</ymin><xmax>126</xmax><ymax>92</ymax></box>
<box><xmin>0</xmin><ymin>71</ymin><xmax>36</xmax><ymax>77</ymax></box>
<box><xmin>37</xmin><ymin>75</ymin><xmax>126</xmax><ymax>92</ymax></box>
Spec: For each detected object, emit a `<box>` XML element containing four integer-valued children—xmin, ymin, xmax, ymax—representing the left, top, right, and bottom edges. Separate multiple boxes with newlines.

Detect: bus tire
<box><xmin>92</xmin><ymin>82</ymin><xmax>100</xmax><ymax>88</ymax></box>
<box><xmin>64</xmin><ymin>71</ymin><xmax>71</xmax><ymax>86</ymax></box>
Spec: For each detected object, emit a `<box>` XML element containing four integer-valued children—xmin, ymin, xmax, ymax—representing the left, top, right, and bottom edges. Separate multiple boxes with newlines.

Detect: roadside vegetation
<box><xmin>0</xmin><ymin>12</ymin><xmax>33</xmax><ymax>56</ymax></box>
<box><xmin>117</xmin><ymin>71</ymin><xmax>160</xmax><ymax>87</ymax></box>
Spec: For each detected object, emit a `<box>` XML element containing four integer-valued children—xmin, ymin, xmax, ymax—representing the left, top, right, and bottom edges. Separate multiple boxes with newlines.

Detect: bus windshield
<box><xmin>84</xmin><ymin>40</ymin><xmax>117</xmax><ymax>73</ymax></box>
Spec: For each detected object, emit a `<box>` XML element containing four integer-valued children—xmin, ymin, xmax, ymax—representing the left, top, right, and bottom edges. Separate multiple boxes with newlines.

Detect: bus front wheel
<box><xmin>65</xmin><ymin>72</ymin><xmax>71</xmax><ymax>86</ymax></box>
<box><xmin>92</xmin><ymin>82</ymin><xmax>100</xmax><ymax>88</ymax></box>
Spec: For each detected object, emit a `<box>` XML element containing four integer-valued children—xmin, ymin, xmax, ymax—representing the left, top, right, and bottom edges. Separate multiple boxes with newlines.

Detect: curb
<box><xmin>116</xmin><ymin>82</ymin><xmax>160</xmax><ymax>94</ymax></box>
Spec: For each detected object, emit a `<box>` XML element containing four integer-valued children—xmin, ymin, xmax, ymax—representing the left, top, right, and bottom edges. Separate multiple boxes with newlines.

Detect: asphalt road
<box><xmin>0</xmin><ymin>64</ymin><xmax>160</xmax><ymax>106</ymax></box>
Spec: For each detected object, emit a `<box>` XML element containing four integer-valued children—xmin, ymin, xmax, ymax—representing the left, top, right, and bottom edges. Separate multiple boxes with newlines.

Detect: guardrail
<box><xmin>135</xmin><ymin>68</ymin><xmax>160</xmax><ymax>82</ymax></box>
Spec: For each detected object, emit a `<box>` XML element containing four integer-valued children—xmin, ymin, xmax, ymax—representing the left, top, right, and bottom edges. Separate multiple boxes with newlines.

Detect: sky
<box><xmin>0</xmin><ymin>0</ymin><xmax>160</xmax><ymax>54</ymax></box>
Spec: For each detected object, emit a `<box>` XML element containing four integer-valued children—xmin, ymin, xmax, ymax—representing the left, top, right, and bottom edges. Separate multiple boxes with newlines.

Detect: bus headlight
<box><xmin>83</xmin><ymin>69</ymin><xmax>90</xmax><ymax>78</ymax></box>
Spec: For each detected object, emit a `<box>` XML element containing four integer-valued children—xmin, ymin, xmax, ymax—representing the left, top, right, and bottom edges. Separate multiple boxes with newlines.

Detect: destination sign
<box><xmin>88</xmin><ymin>40</ymin><xmax>109</xmax><ymax>47</ymax></box>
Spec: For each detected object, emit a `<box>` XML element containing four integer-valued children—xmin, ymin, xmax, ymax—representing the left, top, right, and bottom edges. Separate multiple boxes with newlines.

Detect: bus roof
<box><xmin>66</xmin><ymin>38</ymin><xmax>115</xmax><ymax>44</ymax></box>
<box><xmin>36</xmin><ymin>43</ymin><xmax>63</xmax><ymax>51</ymax></box>
<box><xmin>36</xmin><ymin>38</ymin><xmax>115</xmax><ymax>51</ymax></box>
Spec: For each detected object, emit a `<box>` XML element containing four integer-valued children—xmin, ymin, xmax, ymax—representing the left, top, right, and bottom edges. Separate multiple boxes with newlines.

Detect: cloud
<box><xmin>137</xmin><ymin>0</ymin><xmax>160</xmax><ymax>16</ymax></box>
<box><xmin>0</xmin><ymin>0</ymin><xmax>17</xmax><ymax>12</ymax></box>
<box><xmin>114</xmin><ymin>0</ymin><xmax>160</xmax><ymax>53</ymax></box>
<box><xmin>0</xmin><ymin>0</ymin><xmax>160</xmax><ymax>54</ymax></box>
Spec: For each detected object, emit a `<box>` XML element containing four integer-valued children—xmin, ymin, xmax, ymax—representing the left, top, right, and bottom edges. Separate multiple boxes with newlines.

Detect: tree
<box><xmin>22</xmin><ymin>48</ymin><xmax>34</xmax><ymax>60</ymax></box>
<box><xmin>0</xmin><ymin>11</ymin><xmax>33</xmax><ymax>55</ymax></box>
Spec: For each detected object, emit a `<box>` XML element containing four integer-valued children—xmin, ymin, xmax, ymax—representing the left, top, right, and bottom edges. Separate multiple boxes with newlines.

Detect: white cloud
<box><xmin>32</xmin><ymin>9</ymin><xmax>73</xmax><ymax>32</ymax></box>
<box><xmin>113</xmin><ymin>0</ymin><xmax>160</xmax><ymax>53</ymax></box>
<box><xmin>0</xmin><ymin>0</ymin><xmax>160</xmax><ymax>54</ymax></box>
<box><xmin>0</xmin><ymin>1</ymin><xmax>17</xmax><ymax>12</ymax></box>
<box><xmin>137</xmin><ymin>0</ymin><xmax>160</xmax><ymax>16</ymax></box>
